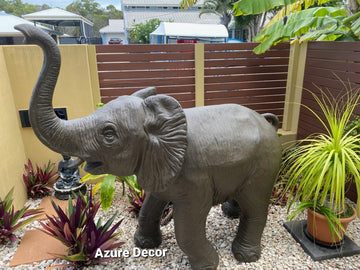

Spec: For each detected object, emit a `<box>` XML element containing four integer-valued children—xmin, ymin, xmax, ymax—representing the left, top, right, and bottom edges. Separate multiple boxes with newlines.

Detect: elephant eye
<box><xmin>101</xmin><ymin>124</ymin><xmax>118</xmax><ymax>146</ymax></box>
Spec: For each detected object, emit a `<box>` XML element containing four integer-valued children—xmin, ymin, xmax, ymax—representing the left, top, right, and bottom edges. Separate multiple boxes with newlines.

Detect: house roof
<box><xmin>124</xmin><ymin>11</ymin><xmax>220</xmax><ymax>29</ymax></box>
<box><xmin>0</xmin><ymin>12</ymin><xmax>33</xmax><ymax>36</ymax></box>
<box><xmin>0</xmin><ymin>11</ymin><xmax>57</xmax><ymax>37</ymax></box>
<box><xmin>99</xmin><ymin>19</ymin><xmax>125</xmax><ymax>34</ymax></box>
<box><xmin>150</xmin><ymin>22</ymin><xmax>228</xmax><ymax>38</ymax></box>
<box><xmin>22</xmin><ymin>8</ymin><xmax>93</xmax><ymax>27</ymax></box>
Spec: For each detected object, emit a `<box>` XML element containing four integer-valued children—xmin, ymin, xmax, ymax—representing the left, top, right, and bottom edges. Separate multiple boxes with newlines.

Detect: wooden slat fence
<box><xmin>96</xmin><ymin>44</ymin><xmax>197</xmax><ymax>108</ymax></box>
<box><xmin>203</xmin><ymin>43</ymin><xmax>290</xmax><ymax>126</ymax></box>
<box><xmin>298</xmin><ymin>41</ymin><xmax>360</xmax><ymax>140</ymax></box>
<box><xmin>95</xmin><ymin>42</ymin><xmax>290</xmax><ymax>128</ymax></box>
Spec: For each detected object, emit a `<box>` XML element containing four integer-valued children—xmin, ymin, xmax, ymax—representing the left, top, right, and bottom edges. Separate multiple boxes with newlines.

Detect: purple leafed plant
<box><xmin>23</xmin><ymin>159</ymin><xmax>59</xmax><ymax>198</ymax></box>
<box><xmin>39</xmin><ymin>189</ymin><xmax>125</xmax><ymax>267</ymax></box>
<box><xmin>0</xmin><ymin>188</ymin><xmax>43</xmax><ymax>244</ymax></box>
<box><xmin>124</xmin><ymin>187</ymin><xmax>146</xmax><ymax>216</ymax></box>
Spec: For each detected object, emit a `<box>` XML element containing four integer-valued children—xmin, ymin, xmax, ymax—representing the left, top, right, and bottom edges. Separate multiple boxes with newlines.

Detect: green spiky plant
<box><xmin>281</xmin><ymin>87</ymin><xmax>360</xmax><ymax>240</ymax></box>
<box><xmin>23</xmin><ymin>159</ymin><xmax>59</xmax><ymax>198</ymax></box>
<box><xmin>39</xmin><ymin>188</ymin><xmax>124</xmax><ymax>267</ymax></box>
<box><xmin>0</xmin><ymin>188</ymin><xmax>43</xmax><ymax>244</ymax></box>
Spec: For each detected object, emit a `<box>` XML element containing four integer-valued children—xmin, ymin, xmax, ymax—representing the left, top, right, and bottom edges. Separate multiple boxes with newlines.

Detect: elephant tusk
<box><xmin>67</xmin><ymin>157</ymin><xmax>85</xmax><ymax>169</ymax></box>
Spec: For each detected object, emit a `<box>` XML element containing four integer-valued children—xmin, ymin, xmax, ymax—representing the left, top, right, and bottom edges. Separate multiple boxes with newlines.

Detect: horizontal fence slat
<box><xmin>205</xmin><ymin>80</ymin><xmax>287</xmax><ymax>91</ymax></box>
<box><xmin>204</xmin><ymin>65</ymin><xmax>289</xmax><ymax>76</ymax></box>
<box><xmin>204</xmin><ymin>73</ymin><xmax>287</xmax><ymax>84</ymax></box>
<box><xmin>306</xmin><ymin>49</ymin><xmax>360</xmax><ymax>62</ymax></box>
<box><xmin>307</xmin><ymin>41</ymin><xmax>360</xmax><ymax>51</ymax></box>
<box><xmin>205</xmin><ymin>88</ymin><xmax>286</xmax><ymax>99</ymax></box>
<box><xmin>97</xmin><ymin>61</ymin><xmax>195</xmax><ymax>71</ymax></box>
<box><xmin>99</xmin><ymin>69</ymin><xmax>194</xmax><ymax>80</ymax></box>
<box><xmin>204</xmin><ymin>58</ymin><xmax>289</xmax><ymax>68</ymax></box>
<box><xmin>204</xmin><ymin>42</ymin><xmax>289</xmax><ymax>51</ymax></box>
<box><xmin>97</xmin><ymin>51</ymin><xmax>195</xmax><ymax>62</ymax></box>
<box><xmin>306</xmin><ymin>58</ymin><xmax>360</xmax><ymax>73</ymax></box>
<box><xmin>96</xmin><ymin>44</ymin><xmax>195</xmax><ymax>53</ymax></box>
<box><xmin>100</xmin><ymin>85</ymin><xmax>195</xmax><ymax>96</ymax></box>
<box><xmin>204</xmin><ymin>50</ymin><xmax>290</xmax><ymax>60</ymax></box>
<box><xmin>304</xmin><ymin>67</ymin><xmax>360</xmax><ymax>85</ymax></box>
<box><xmin>100</xmin><ymin>77</ymin><xmax>195</xmax><ymax>88</ymax></box>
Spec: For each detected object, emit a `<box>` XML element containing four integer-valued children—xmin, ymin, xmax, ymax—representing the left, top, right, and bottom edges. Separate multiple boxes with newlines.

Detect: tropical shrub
<box><xmin>120</xmin><ymin>175</ymin><xmax>146</xmax><ymax>216</ymax></box>
<box><xmin>80</xmin><ymin>174</ymin><xmax>146</xmax><ymax>215</ymax></box>
<box><xmin>39</xmin><ymin>189</ymin><xmax>124</xmax><ymax>267</ymax></box>
<box><xmin>270</xmin><ymin>151</ymin><xmax>298</xmax><ymax>206</ymax></box>
<box><xmin>345</xmin><ymin>115</ymin><xmax>360</xmax><ymax>137</ymax></box>
<box><xmin>281</xmin><ymin>88</ymin><xmax>360</xmax><ymax>239</ymax></box>
<box><xmin>0</xmin><ymin>188</ymin><xmax>42</xmax><ymax>244</ymax></box>
<box><xmin>23</xmin><ymin>159</ymin><xmax>59</xmax><ymax>198</ymax></box>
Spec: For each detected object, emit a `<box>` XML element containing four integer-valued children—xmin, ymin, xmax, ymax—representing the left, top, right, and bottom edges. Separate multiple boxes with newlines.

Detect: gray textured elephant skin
<box><xmin>16</xmin><ymin>24</ymin><xmax>282</xmax><ymax>270</ymax></box>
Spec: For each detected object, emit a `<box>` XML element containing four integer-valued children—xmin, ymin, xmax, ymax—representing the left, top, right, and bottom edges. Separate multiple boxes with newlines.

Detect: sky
<box><xmin>23</xmin><ymin>0</ymin><xmax>121</xmax><ymax>10</ymax></box>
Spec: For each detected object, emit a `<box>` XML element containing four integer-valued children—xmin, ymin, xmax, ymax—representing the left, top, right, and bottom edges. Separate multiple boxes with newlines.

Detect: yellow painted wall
<box><xmin>0</xmin><ymin>47</ymin><xmax>27</xmax><ymax>209</ymax></box>
<box><xmin>0</xmin><ymin>44</ymin><xmax>100</xmax><ymax>208</ymax></box>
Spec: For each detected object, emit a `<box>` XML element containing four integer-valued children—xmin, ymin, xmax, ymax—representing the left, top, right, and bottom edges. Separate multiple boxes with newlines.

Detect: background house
<box><xmin>99</xmin><ymin>19</ymin><xmax>125</xmax><ymax>45</ymax></box>
<box><xmin>121</xmin><ymin>0</ymin><xmax>220</xmax><ymax>44</ymax></box>
<box><xmin>150</xmin><ymin>22</ymin><xmax>228</xmax><ymax>44</ymax></box>
<box><xmin>22</xmin><ymin>8</ymin><xmax>101</xmax><ymax>44</ymax></box>
<box><xmin>0</xmin><ymin>11</ymin><xmax>58</xmax><ymax>45</ymax></box>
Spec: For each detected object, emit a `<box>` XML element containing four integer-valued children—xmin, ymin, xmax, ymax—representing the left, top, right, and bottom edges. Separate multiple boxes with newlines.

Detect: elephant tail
<box><xmin>262</xmin><ymin>113</ymin><xmax>279</xmax><ymax>131</ymax></box>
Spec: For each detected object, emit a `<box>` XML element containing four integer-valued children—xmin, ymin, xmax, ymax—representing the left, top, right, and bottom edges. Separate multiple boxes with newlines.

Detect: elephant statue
<box><xmin>15</xmin><ymin>24</ymin><xmax>282</xmax><ymax>270</ymax></box>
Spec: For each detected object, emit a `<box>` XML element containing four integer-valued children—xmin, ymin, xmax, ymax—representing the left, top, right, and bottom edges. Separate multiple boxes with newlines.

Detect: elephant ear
<box><xmin>131</xmin><ymin>87</ymin><xmax>157</xmax><ymax>99</ymax></box>
<box><xmin>137</xmin><ymin>95</ymin><xmax>187</xmax><ymax>192</ymax></box>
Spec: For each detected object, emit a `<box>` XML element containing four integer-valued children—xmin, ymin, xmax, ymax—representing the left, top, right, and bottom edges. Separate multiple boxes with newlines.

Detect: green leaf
<box><xmin>233</xmin><ymin>0</ymin><xmax>337</xmax><ymax>16</ymax></box>
<box><xmin>99</xmin><ymin>175</ymin><xmax>116</xmax><ymax>212</ymax></box>
<box><xmin>253</xmin><ymin>7</ymin><xmax>348</xmax><ymax>54</ymax></box>
<box><xmin>233</xmin><ymin>0</ymin><xmax>299</xmax><ymax>16</ymax></box>
<box><xmin>79</xmin><ymin>173</ymin><xmax>108</xmax><ymax>183</ymax></box>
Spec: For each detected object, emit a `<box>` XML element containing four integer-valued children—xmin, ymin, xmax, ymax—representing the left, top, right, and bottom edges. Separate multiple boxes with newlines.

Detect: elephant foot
<box><xmin>232</xmin><ymin>240</ymin><xmax>261</xmax><ymax>263</ymax></box>
<box><xmin>189</xmin><ymin>251</ymin><xmax>219</xmax><ymax>270</ymax></box>
<box><xmin>134</xmin><ymin>229</ymin><xmax>162</xmax><ymax>249</ymax></box>
<box><xmin>221</xmin><ymin>200</ymin><xmax>241</xmax><ymax>219</ymax></box>
<box><xmin>190</xmin><ymin>264</ymin><xmax>217</xmax><ymax>270</ymax></box>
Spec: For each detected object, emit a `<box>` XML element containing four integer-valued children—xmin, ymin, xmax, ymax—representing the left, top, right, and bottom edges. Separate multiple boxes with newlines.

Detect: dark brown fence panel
<box><xmin>96</xmin><ymin>44</ymin><xmax>196</xmax><ymax>108</ymax></box>
<box><xmin>95</xmin><ymin>43</ymin><xmax>290</xmax><ymax>121</ymax></box>
<box><xmin>203</xmin><ymin>42</ymin><xmax>290</xmax><ymax>127</ymax></box>
<box><xmin>298</xmin><ymin>41</ymin><xmax>360</xmax><ymax>140</ymax></box>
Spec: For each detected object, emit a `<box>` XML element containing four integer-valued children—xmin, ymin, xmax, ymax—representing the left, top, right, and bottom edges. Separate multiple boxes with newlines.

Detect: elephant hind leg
<box><xmin>231</xmin><ymin>175</ymin><xmax>274</xmax><ymax>262</ymax></box>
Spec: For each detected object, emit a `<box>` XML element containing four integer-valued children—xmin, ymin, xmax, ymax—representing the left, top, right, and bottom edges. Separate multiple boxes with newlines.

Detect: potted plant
<box><xmin>281</xmin><ymin>88</ymin><xmax>360</xmax><ymax>245</ymax></box>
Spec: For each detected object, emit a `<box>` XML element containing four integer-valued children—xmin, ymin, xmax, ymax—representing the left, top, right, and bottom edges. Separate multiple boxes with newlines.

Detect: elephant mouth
<box><xmin>67</xmin><ymin>157</ymin><xmax>103</xmax><ymax>172</ymax></box>
<box><xmin>84</xmin><ymin>161</ymin><xmax>103</xmax><ymax>171</ymax></box>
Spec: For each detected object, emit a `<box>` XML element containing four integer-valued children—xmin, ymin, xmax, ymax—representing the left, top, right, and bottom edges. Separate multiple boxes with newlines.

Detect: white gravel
<box><xmin>2</xmin><ymin>181</ymin><xmax>360</xmax><ymax>269</ymax></box>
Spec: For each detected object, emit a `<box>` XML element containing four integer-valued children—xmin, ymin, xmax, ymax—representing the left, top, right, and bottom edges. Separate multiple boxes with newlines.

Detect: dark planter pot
<box><xmin>306</xmin><ymin>204</ymin><xmax>357</xmax><ymax>245</ymax></box>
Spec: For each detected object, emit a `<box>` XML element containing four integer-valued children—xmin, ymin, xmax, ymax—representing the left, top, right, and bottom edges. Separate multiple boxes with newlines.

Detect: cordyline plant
<box><xmin>39</xmin><ymin>189</ymin><xmax>125</xmax><ymax>268</ymax></box>
<box><xmin>0</xmin><ymin>188</ymin><xmax>43</xmax><ymax>244</ymax></box>
<box><xmin>23</xmin><ymin>159</ymin><xmax>59</xmax><ymax>198</ymax></box>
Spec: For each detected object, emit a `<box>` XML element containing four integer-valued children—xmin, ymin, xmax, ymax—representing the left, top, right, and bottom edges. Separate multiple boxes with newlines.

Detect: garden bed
<box><xmin>1</xmin><ymin>181</ymin><xmax>360</xmax><ymax>269</ymax></box>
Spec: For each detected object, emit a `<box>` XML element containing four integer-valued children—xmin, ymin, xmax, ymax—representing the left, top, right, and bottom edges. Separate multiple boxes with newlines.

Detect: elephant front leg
<box><xmin>173</xmin><ymin>200</ymin><xmax>218</xmax><ymax>270</ymax></box>
<box><xmin>134</xmin><ymin>192</ymin><xmax>168</xmax><ymax>248</ymax></box>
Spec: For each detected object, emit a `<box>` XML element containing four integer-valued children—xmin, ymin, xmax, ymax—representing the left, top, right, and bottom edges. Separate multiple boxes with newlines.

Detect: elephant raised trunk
<box><xmin>15</xmin><ymin>24</ymin><xmax>84</xmax><ymax>157</ymax></box>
